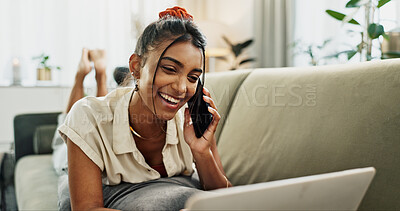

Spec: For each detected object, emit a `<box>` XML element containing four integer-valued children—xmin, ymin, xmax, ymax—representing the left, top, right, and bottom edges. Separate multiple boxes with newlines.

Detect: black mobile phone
<box><xmin>187</xmin><ymin>79</ymin><xmax>213</xmax><ymax>138</ymax></box>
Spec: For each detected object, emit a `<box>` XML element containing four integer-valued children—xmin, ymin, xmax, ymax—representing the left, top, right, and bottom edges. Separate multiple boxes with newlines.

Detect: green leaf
<box><xmin>325</xmin><ymin>10</ymin><xmax>360</xmax><ymax>25</ymax></box>
<box><xmin>322</xmin><ymin>53</ymin><xmax>341</xmax><ymax>60</ymax></box>
<box><xmin>222</xmin><ymin>36</ymin><xmax>233</xmax><ymax>47</ymax></box>
<box><xmin>322</xmin><ymin>39</ymin><xmax>332</xmax><ymax>46</ymax></box>
<box><xmin>230</xmin><ymin>39</ymin><xmax>254</xmax><ymax>58</ymax></box>
<box><xmin>239</xmin><ymin>39</ymin><xmax>253</xmax><ymax>49</ymax></box>
<box><xmin>368</xmin><ymin>23</ymin><xmax>384</xmax><ymax>39</ymax></box>
<box><xmin>382</xmin><ymin>33</ymin><xmax>390</xmax><ymax>40</ymax></box>
<box><xmin>216</xmin><ymin>56</ymin><xmax>228</xmax><ymax>61</ymax></box>
<box><xmin>347</xmin><ymin>50</ymin><xmax>358</xmax><ymax>60</ymax></box>
<box><xmin>232</xmin><ymin>44</ymin><xmax>242</xmax><ymax>57</ymax></box>
<box><xmin>346</xmin><ymin>0</ymin><xmax>362</xmax><ymax>8</ymax></box>
<box><xmin>317</xmin><ymin>39</ymin><xmax>332</xmax><ymax>49</ymax></box>
<box><xmin>324</xmin><ymin>50</ymin><xmax>357</xmax><ymax>60</ymax></box>
<box><xmin>378</xmin><ymin>0</ymin><xmax>391</xmax><ymax>8</ymax></box>
<box><xmin>239</xmin><ymin>58</ymin><xmax>256</xmax><ymax>65</ymax></box>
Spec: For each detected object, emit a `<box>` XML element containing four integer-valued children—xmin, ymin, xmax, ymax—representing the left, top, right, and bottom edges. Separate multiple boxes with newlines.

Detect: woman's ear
<box><xmin>129</xmin><ymin>54</ymin><xmax>141</xmax><ymax>79</ymax></box>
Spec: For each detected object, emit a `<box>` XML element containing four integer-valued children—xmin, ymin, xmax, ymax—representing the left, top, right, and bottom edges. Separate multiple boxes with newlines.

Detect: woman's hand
<box><xmin>183</xmin><ymin>87</ymin><xmax>232</xmax><ymax>190</ymax></box>
<box><xmin>184</xmin><ymin>87</ymin><xmax>221</xmax><ymax>155</ymax></box>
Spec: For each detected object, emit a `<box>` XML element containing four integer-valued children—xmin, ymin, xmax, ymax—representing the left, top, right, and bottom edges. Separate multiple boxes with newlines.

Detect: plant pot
<box><xmin>381</xmin><ymin>32</ymin><xmax>400</xmax><ymax>59</ymax></box>
<box><xmin>37</xmin><ymin>68</ymin><xmax>51</xmax><ymax>81</ymax></box>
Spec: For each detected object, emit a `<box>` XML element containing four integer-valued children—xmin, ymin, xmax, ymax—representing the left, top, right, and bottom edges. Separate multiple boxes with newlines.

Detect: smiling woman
<box><xmin>131</xmin><ymin>39</ymin><xmax>203</xmax><ymax>121</ymax></box>
<box><xmin>57</xmin><ymin>6</ymin><xmax>231</xmax><ymax>211</ymax></box>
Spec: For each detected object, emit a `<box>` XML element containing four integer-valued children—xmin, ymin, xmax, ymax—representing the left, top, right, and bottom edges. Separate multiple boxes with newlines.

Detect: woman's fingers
<box><xmin>203</xmin><ymin>95</ymin><xmax>217</xmax><ymax>110</ymax></box>
<box><xmin>184</xmin><ymin>108</ymin><xmax>195</xmax><ymax>140</ymax></box>
<box><xmin>202</xmin><ymin>87</ymin><xmax>218</xmax><ymax>110</ymax></box>
<box><xmin>203</xmin><ymin>87</ymin><xmax>211</xmax><ymax>98</ymax></box>
<box><xmin>201</xmin><ymin>88</ymin><xmax>221</xmax><ymax>137</ymax></box>
<box><xmin>184</xmin><ymin>108</ymin><xmax>194</xmax><ymax>128</ymax></box>
<box><xmin>205</xmin><ymin>106</ymin><xmax>221</xmax><ymax>135</ymax></box>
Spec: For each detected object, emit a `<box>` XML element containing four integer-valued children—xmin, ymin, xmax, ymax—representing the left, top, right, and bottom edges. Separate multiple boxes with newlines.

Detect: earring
<box><xmin>134</xmin><ymin>80</ymin><xmax>139</xmax><ymax>92</ymax></box>
<box><xmin>132</xmin><ymin>72</ymin><xmax>139</xmax><ymax>92</ymax></box>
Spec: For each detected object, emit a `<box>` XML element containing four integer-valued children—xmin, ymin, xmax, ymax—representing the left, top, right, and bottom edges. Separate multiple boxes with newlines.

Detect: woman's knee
<box><xmin>105</xmin><ymin>183</ymin><xmax>202</xmax><ymax>210</ymax></box>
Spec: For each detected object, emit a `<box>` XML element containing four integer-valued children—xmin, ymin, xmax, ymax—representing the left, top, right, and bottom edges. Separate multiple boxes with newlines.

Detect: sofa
<box><xmin>11</xmin><ymin>59</ymin><xmax>400</xmax><ymax>210</ymax></box>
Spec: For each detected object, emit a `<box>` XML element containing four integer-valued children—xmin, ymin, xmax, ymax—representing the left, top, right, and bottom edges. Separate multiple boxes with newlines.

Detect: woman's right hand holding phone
<box><xmin>183</xmin><ymin>87</ymin><xmax>221</xmax><ymax>155</ymax></box>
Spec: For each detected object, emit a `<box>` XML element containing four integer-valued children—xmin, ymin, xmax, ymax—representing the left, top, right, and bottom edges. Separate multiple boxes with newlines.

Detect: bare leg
<box><xmin>89</xmin><ymin>49</ymin><xmax>107</xmax><ymax>97</ymax></box>
<box><xmin>65</xmin><ymin>48</ymin><xmax>92</xmax><ymax>113</ymax></box>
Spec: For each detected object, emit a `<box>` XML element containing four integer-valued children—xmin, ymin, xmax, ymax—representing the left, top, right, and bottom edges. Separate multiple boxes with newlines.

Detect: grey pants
<box><xmin>58</xmin><ymin>173</ymin><xmax>203</xmax><ymax>211</ymax></box>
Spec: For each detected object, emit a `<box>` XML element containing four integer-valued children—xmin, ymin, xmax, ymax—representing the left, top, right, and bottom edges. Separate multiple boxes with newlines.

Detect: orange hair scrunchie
<box><xmin>159</xmin><ymin>6</ymin><xmax>193</xmax><ymax>20</ymax></box>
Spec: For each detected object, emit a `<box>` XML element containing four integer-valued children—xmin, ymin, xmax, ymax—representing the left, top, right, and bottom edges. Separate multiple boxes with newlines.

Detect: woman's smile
<box><xmin>158</xmin><ymin>91</ymin><xmax>182</xmax><ymax>110</ymax></box>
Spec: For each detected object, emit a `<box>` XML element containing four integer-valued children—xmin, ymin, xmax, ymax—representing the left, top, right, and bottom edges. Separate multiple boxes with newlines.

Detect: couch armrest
<box><xmin>33</xmin><ymin>124</ymin><xmax>57</xmax><ymax>155</ymax></box>
<box><xmin>14</xmin><ymin>112</ymin><xmax>61</xmax><ymax>162</ymax></box>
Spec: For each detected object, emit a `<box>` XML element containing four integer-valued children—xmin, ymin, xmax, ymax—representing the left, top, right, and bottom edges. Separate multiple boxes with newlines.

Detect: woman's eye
<box><xmin>162</xmin><ymin>66</ymin><xmax>176</xmax><ymax>72</ymax></box>
<box><xmin>188</xmin><ymin>76</ymin><xmax>199</xmax><ymax>82</ymax></box>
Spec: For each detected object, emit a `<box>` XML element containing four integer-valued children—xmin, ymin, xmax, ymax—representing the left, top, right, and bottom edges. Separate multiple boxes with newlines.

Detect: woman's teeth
<box><xmin>160</xmin><ymin>93</ymin><xmax>179</xmax><ymax>104</ymax></box>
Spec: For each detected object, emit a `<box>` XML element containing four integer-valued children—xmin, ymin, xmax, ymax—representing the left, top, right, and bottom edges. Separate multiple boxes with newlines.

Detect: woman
<box><xmin>58</xmin><ymin>6</ymin><xmax>232</xmax><ymax>211</ymax></box>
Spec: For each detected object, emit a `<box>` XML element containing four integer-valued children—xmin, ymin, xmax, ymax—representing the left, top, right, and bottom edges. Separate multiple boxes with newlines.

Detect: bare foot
<box><xmin>89</xmin><ymin>49</ymin><xmax>107</xmax><ymax>76</ymax></box>
<box><xmin>77</xmin><ymin>48</ymin><xmax>92</xmax><ymax>78</ymax></box>
<box><xmin>90</xmin><ymin>49</ymin><xmax>107</xmax><ymax>96</ymax></box>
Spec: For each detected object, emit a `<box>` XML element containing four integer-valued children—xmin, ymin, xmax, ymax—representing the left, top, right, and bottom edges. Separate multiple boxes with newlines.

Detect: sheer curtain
<box><xmin>0</xmin><ymin>0</ymin><xmax>177</xmax><ymax>87</ymax></box>
<box><xmin>253</xmin><ymin>0</ymin><xmax>295</xmax><ymax>68</ymax></box>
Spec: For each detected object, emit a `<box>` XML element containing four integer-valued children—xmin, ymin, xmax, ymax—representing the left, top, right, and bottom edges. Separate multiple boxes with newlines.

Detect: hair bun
<box><xmin>159</xmin><ymin>6</ymin><xmax>193</xmax><ymax>20</ymax></box>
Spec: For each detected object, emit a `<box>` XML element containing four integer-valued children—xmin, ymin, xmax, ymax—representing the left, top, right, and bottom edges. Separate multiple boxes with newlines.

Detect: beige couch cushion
<box><xmin>205</xmin><ymin>69</ymin><xmax>251</xmax><ymax>142</ymax></box>
<box><xmin>15</xmin><ymin>155</ymin><xmax>58</xmax><ymax>210</ymax></box>
<box><xmin>217</xmin><ymin>59</ymin><xmax>400</xmax><ymax>210</ymax></box>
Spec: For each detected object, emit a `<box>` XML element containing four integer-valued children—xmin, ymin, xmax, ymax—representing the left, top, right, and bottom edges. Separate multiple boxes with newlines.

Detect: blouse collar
<box><xmin>112</xmin><ymin>88</ymin><xmax>180</xmax><ymax>155</ymax></box>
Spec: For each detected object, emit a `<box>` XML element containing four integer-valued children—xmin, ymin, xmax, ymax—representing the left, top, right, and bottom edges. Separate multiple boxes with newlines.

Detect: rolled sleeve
<box><xmin>58</xmin><ymin>124</ymin><xmax>104</xmax><ymax>171</ymax></box>
<box><xmin>58</xmin><ymin>99</ymin><xmax>105</xmax><ymax>171</ymax></box>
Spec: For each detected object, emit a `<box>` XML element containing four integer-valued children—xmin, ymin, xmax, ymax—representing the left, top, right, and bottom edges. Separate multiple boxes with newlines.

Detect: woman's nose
<box><xmin>171</xmin><ymin>77</ymin><xmax>187</xmax><ymax>95</ymax></box>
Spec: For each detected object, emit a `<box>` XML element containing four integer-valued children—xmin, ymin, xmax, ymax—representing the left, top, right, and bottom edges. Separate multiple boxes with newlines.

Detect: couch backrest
<box><xmin>209</xmin><ymin>59</ymin><xmax>400</xmax><ymax>210</ymax></box>
<box><xmin>205</xmin><ymin>69</ymin><xmax>251</xmax><ymax>142</ymax></box>
<box><xmin>14</xmin><ymin>112</ymin><xmax>61</xmax><ymax>162</ymax></box>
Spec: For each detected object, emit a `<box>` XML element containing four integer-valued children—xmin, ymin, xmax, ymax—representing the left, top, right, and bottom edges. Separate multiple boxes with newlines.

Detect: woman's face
<box><xmin>137</xmin><ymin>41</ymin><xmax>203</xmax><ymax>121</ymax></box>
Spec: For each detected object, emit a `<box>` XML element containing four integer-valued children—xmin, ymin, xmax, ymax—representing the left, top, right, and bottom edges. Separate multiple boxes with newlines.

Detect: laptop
<box><xmin>185</xmin><ymin>167</ymin><xmax>375</xmax><ymax>210</ymax></box>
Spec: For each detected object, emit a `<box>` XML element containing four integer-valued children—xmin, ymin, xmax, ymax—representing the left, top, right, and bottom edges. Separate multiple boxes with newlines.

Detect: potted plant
<box><xmin>32</xmin><ymin>53</ymin><xmax>61</xmax><ymax>81</ymax></box>
<box><xmin>219</xmin><ymin>36</ymin><xmax>256</xmax><ymax>70</ymax></box>
<box><xmin>325</xmin><ymin>0</ymin><xmax>392</xmax><ymax>61</ymax></box>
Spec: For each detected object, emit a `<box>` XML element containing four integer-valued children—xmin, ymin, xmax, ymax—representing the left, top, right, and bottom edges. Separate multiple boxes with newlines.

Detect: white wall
<box><xmin>0</xmin><ymin>86</ymin><xmax>71</xmax><ymax>144</ymax></box>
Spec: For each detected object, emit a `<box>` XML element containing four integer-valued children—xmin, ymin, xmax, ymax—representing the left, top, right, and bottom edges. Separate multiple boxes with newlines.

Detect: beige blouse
<box><xmin>58</xmin><ymin>87</ymin><xmax>194</xmax><ymax>185</ymax></box>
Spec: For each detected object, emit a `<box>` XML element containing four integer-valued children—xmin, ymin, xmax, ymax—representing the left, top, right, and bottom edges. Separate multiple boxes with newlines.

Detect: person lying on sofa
<box><xmin>56</xmin><ymin>6</ymin><xmax>232</xmax><ymax>211</ymax></box>
<box><xmin>51</xmin><ymin>48</ymin><xmax>131</xmax><ymax>175</ymax></box>
<box><xmin>52</xmin><ymin>48</ymin><xmax>106</xmax><ymax>176</ymax></box>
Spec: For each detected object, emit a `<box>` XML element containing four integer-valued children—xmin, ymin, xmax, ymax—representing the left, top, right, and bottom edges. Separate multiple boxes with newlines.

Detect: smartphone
<box><xmin>187</xmin><ymin>79</ymin><xmax>213</xmax><ymax>138</ymax></box>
